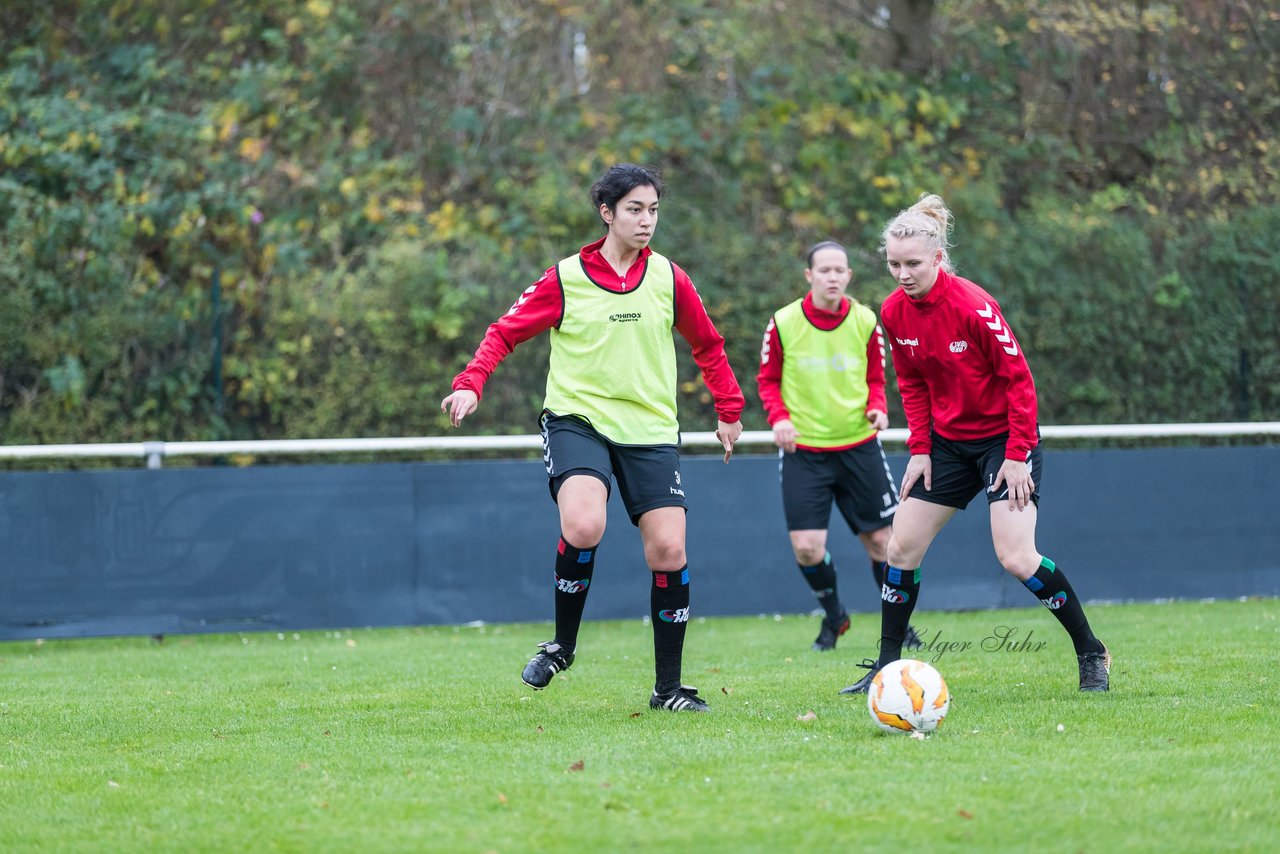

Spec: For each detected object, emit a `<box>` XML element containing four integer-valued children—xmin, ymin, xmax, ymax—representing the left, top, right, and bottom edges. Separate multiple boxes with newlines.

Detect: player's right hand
<box><xmin>440</xmin><ymin>389</ymin><xmax>478</xmax><ymax>427</ymax></box>
<box><xmin>771</xmin><ymin>418</ymin><xmax>798</xmax><ymax>454</ymax></box>
<box><xmin>716</xmin><ymin>419</ymin><xmax>743</xmax><ymax>464</ymax></box>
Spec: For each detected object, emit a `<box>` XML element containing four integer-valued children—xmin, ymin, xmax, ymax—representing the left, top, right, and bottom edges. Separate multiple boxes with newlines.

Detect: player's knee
<box><xmin>644</xmin><ymin>539</ymin><xmax>686</xmax><ymax>572</ymax></box>
<box><xmin>864</xmin><ymin>527</ymin><xmax>892</xmax><ymax>559</ymax></box>
<box><xmin>996</xmin><ymin>550</ymin><xmax>1038</xmax><ymax>580</ymax></box>
<box><xmin>886</xmin><ymin>537</ymin><xmax>917</xmax><ymax>569</ymax></box>
<box><xmin>561</xmin><ymin>517</ymin><xmax>605</xmax><ymax>549</ymax></box>
<box><xmin>793</xmin><ymin>543</ymin><xmax>825</xmax><ymax>566</ymax></box>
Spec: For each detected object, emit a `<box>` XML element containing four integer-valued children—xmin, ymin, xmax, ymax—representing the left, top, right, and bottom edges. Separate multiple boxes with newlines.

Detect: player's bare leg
<box><xmin>990</xmin><ymin>501</ymin><xmax>1110</xmax><ymax>691</ymax></box>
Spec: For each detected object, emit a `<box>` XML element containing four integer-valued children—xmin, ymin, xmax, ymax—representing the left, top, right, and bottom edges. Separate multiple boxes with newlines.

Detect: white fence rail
<box><xmin>1</xmin><ymin>422</ymin><xmax>1278</xmax><ymax>469</ymax></box>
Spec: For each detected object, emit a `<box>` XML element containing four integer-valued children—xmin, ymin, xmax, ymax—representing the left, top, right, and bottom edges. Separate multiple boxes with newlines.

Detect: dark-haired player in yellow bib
<box><xmin>758</xmin><ymin>241</ymin><xmax>920</xmax><ymax>653</ymax></box>
<box><xmin>443</xmin><ymin>164</ymin><xmax>745</xmax><ymax>712</ymax></box>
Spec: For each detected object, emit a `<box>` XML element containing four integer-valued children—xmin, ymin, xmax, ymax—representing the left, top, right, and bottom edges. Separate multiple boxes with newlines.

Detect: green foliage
<box><xmin>958</xmin><ymin>188</ymin><xmax>1279</xmax><ymax>426</ymax></box>
<box><xmin>1176</xmin><ymin>204</ymin><xmax>1280</xmax><ymax>420</ymax></box>
<box><xmin>1</xmin><ymin>0</ymin><xmax>1277</xmax><ymax>448</ymax></box>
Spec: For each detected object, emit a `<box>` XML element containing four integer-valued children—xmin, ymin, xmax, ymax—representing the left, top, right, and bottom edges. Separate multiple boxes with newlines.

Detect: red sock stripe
<box><xmin>653</xmin><ymin>568</ymin><xmax>689</xmax><ymax>588</ymax></box>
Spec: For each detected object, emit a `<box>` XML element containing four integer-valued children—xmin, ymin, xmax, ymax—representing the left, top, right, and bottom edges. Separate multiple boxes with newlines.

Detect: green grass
<box><xmin>2</xmin><ymin>599</ymin><xmax>1278</xmax><ymax>853</ymax></box>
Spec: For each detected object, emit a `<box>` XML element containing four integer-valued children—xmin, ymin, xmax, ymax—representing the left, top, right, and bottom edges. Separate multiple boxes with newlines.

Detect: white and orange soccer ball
<box><xmin>867</xmin><ymin>659</ymin><xmax>950</xmax><ymax>734</ymax></box>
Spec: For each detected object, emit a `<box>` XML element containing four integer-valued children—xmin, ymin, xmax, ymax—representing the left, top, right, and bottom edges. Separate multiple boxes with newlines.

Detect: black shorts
<box><xmin>908</xmin><ymin>431</ymin><xmax>1043</xmax><ymax>510</ymax></box>
<box><xmin>540</xmin><ymin>412</ymin><xmax>687</xmax><ymax>526</ymax></box>
<box><xmin>780</xmin><ymin>439</ymin><xmax>898</xmax><ymax>533</ymax></box>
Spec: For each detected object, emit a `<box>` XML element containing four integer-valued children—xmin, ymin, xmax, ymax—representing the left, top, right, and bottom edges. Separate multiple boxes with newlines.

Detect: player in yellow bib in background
<box><xmin>758</xmin><ymin>241</ymin><xmax>921</xmax><ymax>653</ymax></box>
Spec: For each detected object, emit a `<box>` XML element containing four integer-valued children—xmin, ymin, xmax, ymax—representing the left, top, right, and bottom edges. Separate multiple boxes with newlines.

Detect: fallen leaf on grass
<box><xmin>497</xmin><ymin>792</ymin><xmax>508</xmax><ymax>805</ymax></box>
<box><xmin>796</xmin><ymin>711</ymin><xmax>817</xmax><ymax>722</ymax></box>
<box><xmin>535</xmin><ymin>726</ymin><xmax>544</xmax><ymax>733</ymax></box>
<box><xmin>958</xmin><ymin>810</ymin><xmax>973</xmax><ymax>820</ymax></box>
<box><xmin>720</xmin><ymin>686</ymin><xmax>732</xmax><ymax>695</ymax></box>
<box><xmin>567</xmin><ymin>760</ymin><xmax>584</xmax><ymax>773</ymax></box>
<box><xmin>629</xmin><ymin>712</ymin><xmax>642</xmax><ymax>718</ymax></box>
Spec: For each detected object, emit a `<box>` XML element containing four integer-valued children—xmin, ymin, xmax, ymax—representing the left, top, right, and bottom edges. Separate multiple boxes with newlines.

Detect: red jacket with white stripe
<box><xmin>880</xmin><ymin>269</ymin><xmax>1038</xmax><ymax>461</ymax></box>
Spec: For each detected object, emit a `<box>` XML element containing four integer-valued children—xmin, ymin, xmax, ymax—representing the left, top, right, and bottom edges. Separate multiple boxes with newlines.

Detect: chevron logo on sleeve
<box><xmin>975</xmin><ymin>302</ymin><xmax>1019</xmax><ymax>356</ymax></box>
<box><xmin>505</xmin><ymin>283</ymin><xmax>538</xmax><ymax>316</ymax></box>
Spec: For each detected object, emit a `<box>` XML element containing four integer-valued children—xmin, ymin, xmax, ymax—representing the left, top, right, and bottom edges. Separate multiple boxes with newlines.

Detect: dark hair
<box><xmin>591</xmin><ymin>164</ymin><xmax>665</xmax><ymax>230</ymax></box>
<box><xmin>805</xmin><ymin>239</ymin><xmax>848</xmax><ymax>268</ymax></box>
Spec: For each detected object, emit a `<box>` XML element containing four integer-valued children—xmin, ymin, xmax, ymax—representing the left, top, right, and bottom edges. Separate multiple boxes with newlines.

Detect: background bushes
<box><xmin>1</xmin><ymin>1</ymin><xmax>1276</xmax><ymax>445</ymax></box>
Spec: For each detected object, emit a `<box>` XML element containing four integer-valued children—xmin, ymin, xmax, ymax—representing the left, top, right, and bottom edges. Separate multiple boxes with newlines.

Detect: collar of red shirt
<box><xmin>579</xmin><ymin>236</ymin><xmax>653</xmax><ymax>291</ymax></box>
<box><xmin>910</xmin><ymin>268</ymin><xmax>954</xmax><ymax>309</ymax></box>
<box><xmin>801</xmin><ymin>291</ymin><xmax>851</xmax><ymax>330</ymax></box>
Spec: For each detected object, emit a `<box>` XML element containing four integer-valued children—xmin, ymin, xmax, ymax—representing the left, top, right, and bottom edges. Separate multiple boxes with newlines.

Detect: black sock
<box><xmin>552</xmin><ymin>536</ymin><xmax>597</xmax><ymax>651</ymax></box>
<box><xmin>798</xmin><ymin>552</ymin><xmax>843</xmax><ymax>620</ymax></box>
<box><xmin>651</xmin><ymin>567</ymin><xmax>690</xmax><ymax>694</ymax></box>
<box><xmin>878</xmin><ymin>565</ymin><xmax>921</xmax><ymax>665</ymax></box>
<box><xmin>1022</xmin><ymin>557</ymin><xmax>1103</xmax><ymax>655</ymax></box>
<box><xmin>870</xmin><ymin>558</ymin><xmax>887</xmax><ymax>588</ymax></box>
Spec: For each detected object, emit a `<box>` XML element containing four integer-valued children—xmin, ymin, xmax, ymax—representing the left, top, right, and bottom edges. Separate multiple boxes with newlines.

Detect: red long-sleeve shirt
<box><xmin>756</xmin><ymin>293</ymin><xmax>888</xmax><ymax>450</ymax></box>
<box><xmin>880</xmin><ymin>269</ymin><xmax>1038</xmax><ymax>461</ymax></box>
<box><xmin>452</xmin><ymin>236</ymin><xmax>745</xmax><ymax>423</ymax></box>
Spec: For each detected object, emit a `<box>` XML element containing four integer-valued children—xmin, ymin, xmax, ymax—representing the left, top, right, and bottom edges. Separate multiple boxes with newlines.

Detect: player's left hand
<box><xmin>716</xmin><ymin>419</ymin><xmax>743</xmax><ymax>464</ymax></box>
<box><xmin>900</xmin><ymin>453</ymin><xmax>932</xmax><ymax>500</ymax></box>
<box><xmin>990</xmin><ymin>458</ymin><xmax>1035</xmax><ymax>511</ymax></box>
<box><xmin>865</xmin><ymin>409</ymin><xmax>889</xmax><ymax>431</ymax></box>
<box><xmin>771</xmin><ymin>418</ymin><xmax>799</xmax><ymax>454</ymax></box>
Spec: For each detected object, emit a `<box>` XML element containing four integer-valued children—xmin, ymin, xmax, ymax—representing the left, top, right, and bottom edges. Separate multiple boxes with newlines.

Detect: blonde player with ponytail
<box><xmin>841</xmin><ymin>194</ymin><xmax>1111</xmax><ymax>694</ymax></box>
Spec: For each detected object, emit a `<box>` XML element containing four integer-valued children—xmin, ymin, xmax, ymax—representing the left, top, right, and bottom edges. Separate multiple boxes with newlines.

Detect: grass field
<box><xmin>2</xmin><ymin>599</ymin><xmax>1277</xmax><ymax>853</ymax></box>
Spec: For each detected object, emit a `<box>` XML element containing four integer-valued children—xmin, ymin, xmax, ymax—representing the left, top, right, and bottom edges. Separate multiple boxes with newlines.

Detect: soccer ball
<box><xmin>867</xmin><ymin>659</ymin><xmax>950</xmax><ymax>734</ymax></box>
